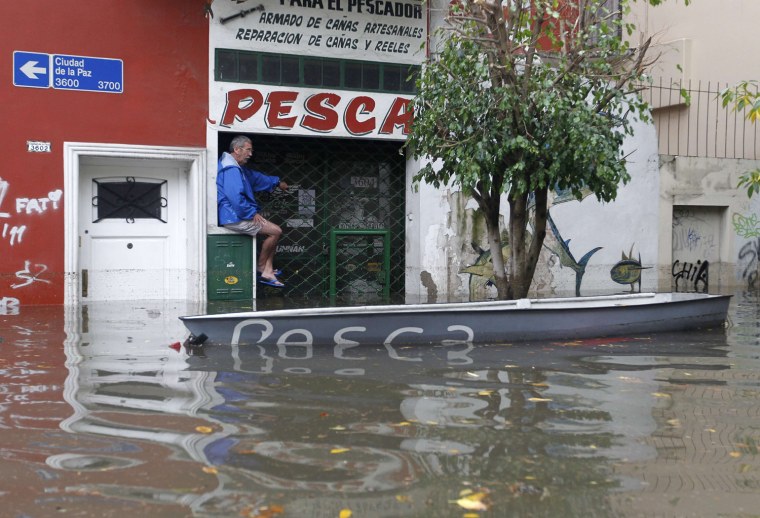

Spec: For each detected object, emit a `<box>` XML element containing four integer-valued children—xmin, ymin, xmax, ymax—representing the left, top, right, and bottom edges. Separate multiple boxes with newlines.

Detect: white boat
<box><xmin>179</xmin><ymin>292</ymin><xmax>731</xmax><ymax>347</ymax></box>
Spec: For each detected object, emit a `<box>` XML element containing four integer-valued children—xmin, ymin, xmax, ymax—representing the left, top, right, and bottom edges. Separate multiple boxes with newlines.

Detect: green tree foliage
<box><xmin>721</xmin><ymin>81</ymin><xmax>760</xmax><ymax>197</ymax></box>
<box><xmin>405</xmin><ymin>0</ymin><xmax>659</xmax><ymax>299</ymax></box>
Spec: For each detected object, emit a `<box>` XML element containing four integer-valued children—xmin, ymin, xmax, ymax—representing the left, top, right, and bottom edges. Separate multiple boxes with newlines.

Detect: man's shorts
<box><xmin>224</xmin><ymin>218</ymin><xmax>263</xmax><ymax>236</ymax></box>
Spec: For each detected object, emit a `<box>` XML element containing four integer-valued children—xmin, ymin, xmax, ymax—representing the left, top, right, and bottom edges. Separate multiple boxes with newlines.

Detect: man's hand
<box><xmin>278</xmin><ymin>180</ymin><xmax>289</xmax><ymax>191</ymax></box>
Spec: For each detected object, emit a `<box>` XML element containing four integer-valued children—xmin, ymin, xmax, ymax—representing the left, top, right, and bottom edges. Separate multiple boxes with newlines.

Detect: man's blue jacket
<box><xmin>217</xmin><ymin>152</ymin><xmax>281</xmax><ymax>225</ymax></box>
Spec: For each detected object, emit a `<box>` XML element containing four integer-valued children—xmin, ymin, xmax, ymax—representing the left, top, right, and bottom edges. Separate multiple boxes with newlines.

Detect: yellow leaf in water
<box><xmin>395</xmin><ymin>421</ymin><xmax>411</xmax><ymax>426</ymax></box>
<box><xmin>531</xmin><ymin>382</ymin><xmax>549</xmax><ymax>388</ymax></box>
<box><xmin>330</xmin><ymin>426</ymin><xmax>346</xmax><ymax>431</ymax></box>
<box><xmin>202</xmin><ymin>466</ymin><xmax>218</xmax><ymax>474</ymax></box>
<box><xmin>651</xmin><ymin>392</ymin><xmax>671</xmax><ymax>398</ymax></box>
<box><xmin>339</xmin><ymin>509</ymin><xmax>352</xmax><ymax>518</ymax></box>
<box><xmin>478</xmin><ymin>390</ymin><xmax>494</xmax><ymax>396</ymax></box>
<box><xmin>463</xmin><ymin>514</ymin><xmax>481</xmax><ymax>518</ymax></box>
<box><xmin>195</xmin><ymin>426</ymin><xmax>214</xmax><ymax>434</ymax></box>
<box><xmin>729</xmin><ymin>451</ymin><xmax>742</xmax><ymax>458</ymax></box>
<box><xmin>395</xmin><ymin>495</ymin><xmax>411</xmax><ymax>503</ymax></box>
<box><xmin>330</xmin><ymin>448</ymin><xmax>350</xmax><ymax>454</ymax></box>
<box><xmin>528</xmin><ymin>397</ymin><xmax>552</xmax><ymax>402</ymax></box>
<box><xmin>455</xmin><ymin>492</ymin><xmax>489</xmax><ymax>511</ymax></box>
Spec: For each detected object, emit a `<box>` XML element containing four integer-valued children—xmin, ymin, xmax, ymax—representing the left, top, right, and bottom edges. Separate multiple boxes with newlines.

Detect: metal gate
<box><xmin>219</xmin><ymin>134</ymin><xmax>406</xmax><ymax>304</ymax></box>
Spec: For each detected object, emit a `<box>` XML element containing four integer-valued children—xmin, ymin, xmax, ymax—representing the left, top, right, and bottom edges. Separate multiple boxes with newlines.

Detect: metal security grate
<box><xmin>219</xmin><ymin>134</ymin><xmax>406</xmax><ymax>305</ymax></box>
<box><xmin>92</xmin><ymin>177</ymin><xmax>167</xmax><ymax>223</ymax></box>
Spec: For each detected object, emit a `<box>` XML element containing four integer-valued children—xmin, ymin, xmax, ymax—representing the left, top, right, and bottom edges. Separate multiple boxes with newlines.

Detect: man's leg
<box><xmin>256</xmin><ymin>217</ymin><xmax>283</xmax><ymax>280</ymax></box>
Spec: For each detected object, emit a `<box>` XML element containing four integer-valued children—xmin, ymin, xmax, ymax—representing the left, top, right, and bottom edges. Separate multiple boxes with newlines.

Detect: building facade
<box><xmin>2</xmin><ymin>1</ymin><xmax>209</xmax><ymax>310</ymax></box>
<box><xmin>627</xmin><ymin>0</ymin><xmax>760</xmax><ymax>292</ymax></box>
<box><xmin>3</xmin><ymin>0</ymin><xmax>757</xmax><ymax>314</ymax></box>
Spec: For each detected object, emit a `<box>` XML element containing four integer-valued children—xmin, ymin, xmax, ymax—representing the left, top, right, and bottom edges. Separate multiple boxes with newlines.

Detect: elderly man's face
<box><xmin>232</xmin><ymin>142</ymin><xmax>253</xmax><ymax>165</ymax></box>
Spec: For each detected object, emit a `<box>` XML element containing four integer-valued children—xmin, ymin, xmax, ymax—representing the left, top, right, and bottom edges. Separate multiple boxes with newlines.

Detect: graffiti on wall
<box><xmin>0</xmin><ymin>297</ymin><xmax>20</xmax><ymax>316</ymax></box>
<box><xmin>542</xmin><ymin>213</ymin><xmax>602</xmax><ymax>296</ymax></box>
<box><xmin>672</xmin><ymin>206</ymin><xmax>719</xmax><ymax>259</ymax></box>
<box><xmin>11</xmin><ymin>260</ymin><xmax>52</xmax><ymax>289</ymax></box>
<box><xmin>0</xmin><ymin>177</ymin><xmax>62</xmax><ymax>312</ymax></box>
<box><xmin>671</xmin><ymin>206</ymin><xmax>719</xmax><ymax>293</ymax></box>
<box><xmin>738</xmin><ymin>238</ymin><xmax>760</xmax><ymax>289</ymax></box>
<box><xmin>672</xmin><ymin>259</ymin><xmax>709</xmax><ymax>293</ymax></box>
<box><xmin>610</xmin><ymin>245</ymin><xmax>649</xmax><ymax>293</ymax></box>
<box><xmin>461</xmin><ymin>211</ymin><xmax>602</xmax><ymax>297</ymax></box>
<box><xmin>732</xmin><ymin>212</ymin><xmax>760</xmax><ymax>239</ymax></box>
<box><xmin>733</xmin><ymin>213</ymin><xmax>760</xmax><ymax>289</ymax></box>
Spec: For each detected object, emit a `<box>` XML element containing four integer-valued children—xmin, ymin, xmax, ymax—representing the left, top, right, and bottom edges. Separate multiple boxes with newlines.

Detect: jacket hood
<box><xmin>219</xmin><ymin>152</ymin><xmax>240</xmax><ymax>170</ymax></box>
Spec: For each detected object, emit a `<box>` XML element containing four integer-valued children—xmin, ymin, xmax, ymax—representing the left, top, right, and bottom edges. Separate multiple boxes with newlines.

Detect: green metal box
<box><xmin>207</xmin><ymin>234</ymin><xmax>253</xmax><ymax>301</ymax></box>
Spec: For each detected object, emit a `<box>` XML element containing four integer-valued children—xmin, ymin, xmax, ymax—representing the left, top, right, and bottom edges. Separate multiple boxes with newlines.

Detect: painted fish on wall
<box><xmin>610</xmin><ymin>245</ymin><xmax>649</xmax><ymax>292</ymax></box>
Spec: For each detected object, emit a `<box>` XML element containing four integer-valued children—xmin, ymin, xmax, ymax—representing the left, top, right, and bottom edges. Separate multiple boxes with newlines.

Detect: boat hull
<box><xmin>180</xmin><ymin>293</ymin><xmax>731</xmax><ymax>347</ymax></box>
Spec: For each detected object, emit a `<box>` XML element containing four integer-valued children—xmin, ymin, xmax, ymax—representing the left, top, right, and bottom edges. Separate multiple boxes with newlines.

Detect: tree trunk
<box><xmin>523</xmin><ymin>186</ymin><xmax>549</xmax><ymax>293</ymax></box>
<box><xmin>479</xmin><ymin>183</ymin><xmax>549</xmax><ymax>301</ymax></box>
<box><xmin>476</xmin><ymin>190</ymin><xmax>508</xmax><ymax>297</ymax></box>
<box><xmin>508</xmin><ymin>192</ymin><xmax>529</xmax><ymax>299</ymax></box>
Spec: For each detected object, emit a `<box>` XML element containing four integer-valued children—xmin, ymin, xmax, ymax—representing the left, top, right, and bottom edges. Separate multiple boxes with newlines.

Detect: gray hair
<box><xmin>229</xmin><ymin>135</ymin><xmax>251</xmax><ymax>152</ymax></box>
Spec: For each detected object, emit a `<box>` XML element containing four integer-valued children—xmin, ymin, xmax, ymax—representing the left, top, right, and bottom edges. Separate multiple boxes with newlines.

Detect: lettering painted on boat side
<box><xmin>225</xmin><ymin>327</ymin><xmax>476</xmax><ymax>374</ymax></box>
<box><xmin>229</xmin><ymin>318</ymin><xmax>476</xmax><ymax>350</ymax></box>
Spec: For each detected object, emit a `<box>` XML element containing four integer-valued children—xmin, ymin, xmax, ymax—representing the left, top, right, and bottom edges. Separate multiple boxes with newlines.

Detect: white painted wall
<box><xmin>405</xmin><ymin>115</ymin><xmax>662</xmax><ymax>300</ymax></box>
<box><xmin>627</xmin><ymin>0</ymin><xmax>760</xmax><ymax>85</ymax></box>
<box><xmin>657</xmin><ymin>156</ymin><xmax>760</xmax><ymax>291</ymax></box>
<box><xmin>404</xmin><ymin>0</ymin><xmax>665</xmax><ymax>300</ymax></box>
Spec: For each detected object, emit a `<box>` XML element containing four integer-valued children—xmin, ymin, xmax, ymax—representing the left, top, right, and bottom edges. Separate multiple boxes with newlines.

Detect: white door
<box><xmin>79</xmin><ymin>158</ymin><xmax>188</xmax><ymax>300</ymax></box>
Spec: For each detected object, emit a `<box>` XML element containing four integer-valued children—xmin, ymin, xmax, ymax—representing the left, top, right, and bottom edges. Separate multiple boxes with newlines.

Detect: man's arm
<box><xmin>245</xmin><ymin>168</ymin><xmax>284</xmax><ymax>193</ymax></box>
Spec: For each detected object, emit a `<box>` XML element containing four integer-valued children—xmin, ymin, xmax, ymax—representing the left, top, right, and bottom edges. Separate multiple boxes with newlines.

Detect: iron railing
<box><xmin>641</xmin><ymin>78</ymin><xmax>760</xmax><ymax>160</ymax></box>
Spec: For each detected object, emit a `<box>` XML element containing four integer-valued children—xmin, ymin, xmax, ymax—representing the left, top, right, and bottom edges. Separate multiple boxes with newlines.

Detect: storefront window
<box><xmin>215</xmin><ymin>49</ymin><xmax>418</xmax><ymax>94</ymax></box>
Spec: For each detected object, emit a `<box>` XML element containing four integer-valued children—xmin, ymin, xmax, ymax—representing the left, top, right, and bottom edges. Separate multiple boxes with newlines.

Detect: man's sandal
<box><xmin>258</xmin><ymin>277</ymin><xmax>285</xmax><ymax>288</ymax></box>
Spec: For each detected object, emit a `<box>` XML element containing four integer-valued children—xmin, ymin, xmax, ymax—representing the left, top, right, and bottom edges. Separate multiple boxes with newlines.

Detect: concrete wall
<box><xmin>1</xmin><ymin>1</ymin><xmax>209</xmax><ymax>307</ymax></box>
<box><xmin>627</xmin><ymin>0</ymin><xmax>760</xmax><ymax>293</ymax></box>
<box><xmin>627</xmin><ymin>0</ymin><xmax>760</xmax><ymax>84</ymax></box>
<box><xmin>405</xmin><ymin>113</ymin><xmax>662</xmax><ymax>301</ymax></box>
<box><xmin>658</xmin><ymin>156</ymin><xmax>760</xmax><ymax>291</ymax></box>
<box><xmin>405</xmin><ymin>0</ymin><xmax>664</xmax><ymax>301</ymax></box>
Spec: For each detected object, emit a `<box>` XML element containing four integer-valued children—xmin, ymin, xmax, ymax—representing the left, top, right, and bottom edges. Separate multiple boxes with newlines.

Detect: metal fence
<box><xmin>641</xmin><ymin>78</ymin><xmax>760</xmax><ymax>160</ymax></box>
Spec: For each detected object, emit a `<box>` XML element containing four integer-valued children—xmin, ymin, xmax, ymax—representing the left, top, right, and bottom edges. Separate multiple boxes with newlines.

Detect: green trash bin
<box><xmin>207</xmin><ymin>234</ymin><xmax>253</xmax><ymax>301</ymax></box>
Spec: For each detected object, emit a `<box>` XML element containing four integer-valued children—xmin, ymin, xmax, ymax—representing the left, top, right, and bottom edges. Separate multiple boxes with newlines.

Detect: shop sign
<box><xmin>214</xmin><ymin>85</ymin><xmax>412</xmax><ymax>139</ymax></box>
<box><xmin>210</xmin><ymin>0</ymin><xmax>426</xmax><ymax>65</ymax></box>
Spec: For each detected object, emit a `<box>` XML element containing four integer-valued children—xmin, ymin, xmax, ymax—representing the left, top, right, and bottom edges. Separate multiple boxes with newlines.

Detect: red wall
<box><xmin>1</xmin><ymin>1</ymin><xmax>209</xmax><ymax>305</ymax></box>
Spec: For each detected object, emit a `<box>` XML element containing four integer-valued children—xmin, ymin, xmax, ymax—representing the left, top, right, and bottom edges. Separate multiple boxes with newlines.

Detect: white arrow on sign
<box><xmin>20</xmin><ymin>60</ymin><xmax>47</xmax><ymax>79</ymax></box>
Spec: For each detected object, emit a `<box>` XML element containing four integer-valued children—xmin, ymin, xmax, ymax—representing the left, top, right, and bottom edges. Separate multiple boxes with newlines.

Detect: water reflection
<box><xmin>4</xmin><ymin>295</ymin><xmax>760</xmax><ymax>516</ymax></box>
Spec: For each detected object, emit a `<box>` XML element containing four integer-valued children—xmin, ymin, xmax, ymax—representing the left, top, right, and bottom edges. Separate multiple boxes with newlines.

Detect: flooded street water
<box><xmin>2</xmin><ymin>291</ymin><xmax>760</xmax><ymax>517</ymax></box>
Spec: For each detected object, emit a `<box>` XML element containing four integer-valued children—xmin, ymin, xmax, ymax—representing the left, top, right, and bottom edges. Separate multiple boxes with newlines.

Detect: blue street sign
<box><xmin>13</xmin><ymin>51</ymin><xmax>51</xmax><ymax>89</ymax></box>
<box><xmin>13</xmin><ymin>51</ymin><xmax>123</xmax><ymax>93</ymax></box>
<box><xmin>52</xmin><ymin>54</ymin><xmax>123</xmax><ymax>93</ymax></box>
